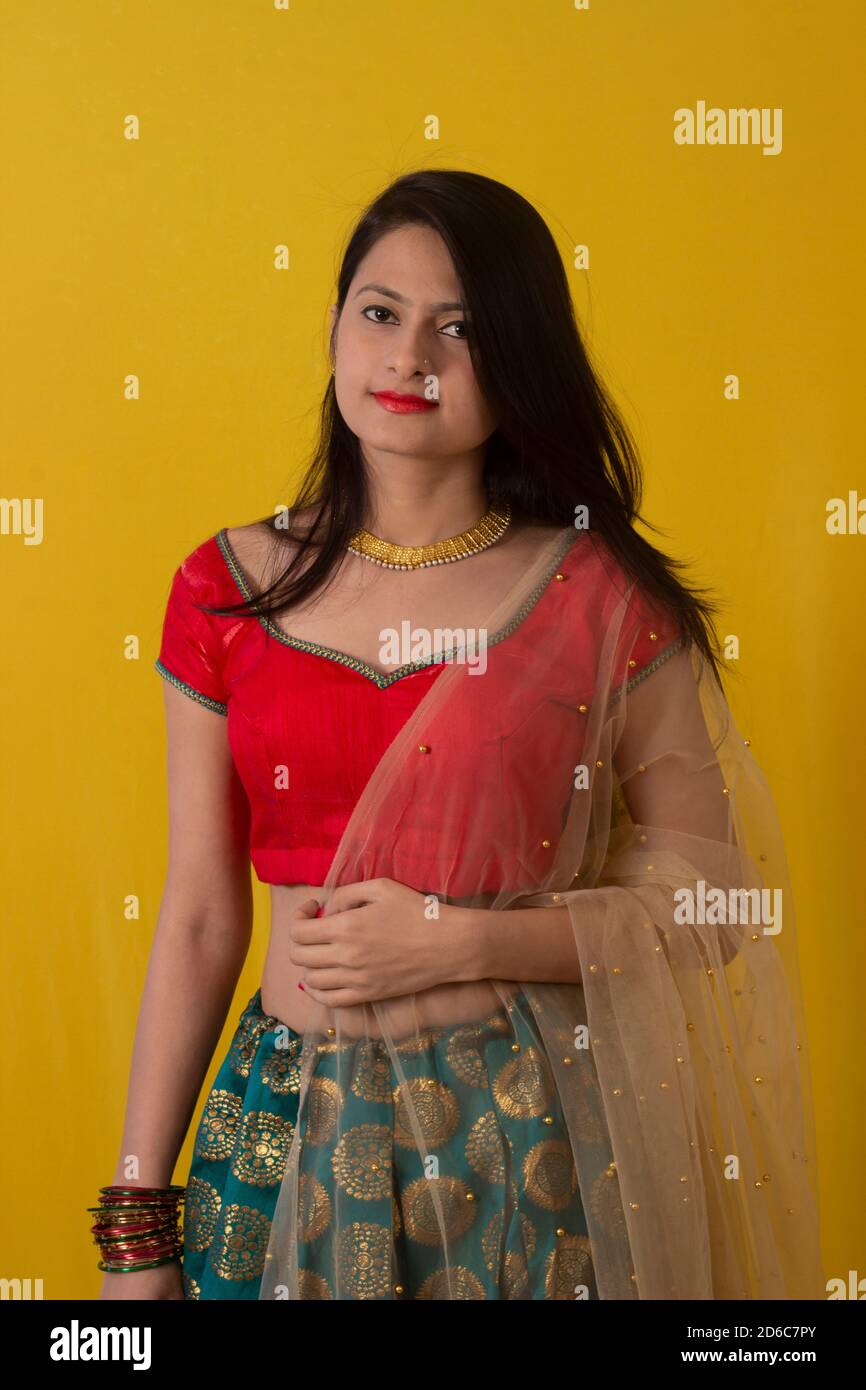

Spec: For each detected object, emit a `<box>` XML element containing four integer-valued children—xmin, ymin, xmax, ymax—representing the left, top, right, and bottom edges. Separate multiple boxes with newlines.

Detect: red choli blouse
<box><xmin>155</xmin><ymin>528</ymin><xmax>684</xmax><ymax>888</ymax></box>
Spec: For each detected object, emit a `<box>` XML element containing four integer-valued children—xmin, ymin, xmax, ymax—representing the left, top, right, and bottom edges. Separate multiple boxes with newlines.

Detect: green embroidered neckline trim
<box><xmin>215</xmin><ymin>525</ymin><xmax>581</xmax><ymax>691</ymax></box>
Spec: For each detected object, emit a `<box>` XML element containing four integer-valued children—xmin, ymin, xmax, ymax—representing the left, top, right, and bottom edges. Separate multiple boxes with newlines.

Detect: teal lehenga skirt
<box><xmin>181</xmin><ymin>989</ymin><xmax>597</xmax><ymax>1300</ymax></box>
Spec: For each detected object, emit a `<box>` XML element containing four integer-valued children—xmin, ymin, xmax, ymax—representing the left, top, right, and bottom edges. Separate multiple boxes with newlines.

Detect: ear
<box><xmin>328</xmin><ymin>304</ymin><xmax>338</xmax><ymax>361</ymax></box>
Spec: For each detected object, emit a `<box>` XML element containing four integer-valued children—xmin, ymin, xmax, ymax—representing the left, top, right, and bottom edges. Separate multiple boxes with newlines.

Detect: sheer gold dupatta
<box><xmin>258</xmin><ymin>526</ymin><xmax>824</xmax><ymax>1301</ymax></box>
<box><xmin>521</xmin><ymin>636</ymin><xmax>824</xmax><ymax>1299</ymax></box>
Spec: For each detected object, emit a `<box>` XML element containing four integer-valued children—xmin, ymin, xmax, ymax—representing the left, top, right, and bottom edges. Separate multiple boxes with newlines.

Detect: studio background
<box><xmin>1</xmin><ymin>0</ymin><xmax>862</xmax><ymax>1298</ymax></box>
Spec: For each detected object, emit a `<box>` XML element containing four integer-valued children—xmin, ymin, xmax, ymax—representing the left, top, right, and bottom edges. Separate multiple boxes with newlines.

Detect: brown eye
<box><xmin>361</xmin><ymin>305</ymin><xmax>397</xmax><ymax>324</ymax></box>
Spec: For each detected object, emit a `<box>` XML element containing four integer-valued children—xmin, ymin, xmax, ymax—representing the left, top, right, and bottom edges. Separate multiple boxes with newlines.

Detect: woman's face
<box><xmin>330</xmin><ymin>224</ymin><xmax>498</xmax><ymax>465</ymax></box>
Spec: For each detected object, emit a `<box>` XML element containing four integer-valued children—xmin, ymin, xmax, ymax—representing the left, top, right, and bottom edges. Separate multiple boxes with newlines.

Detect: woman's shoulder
<box><xmin>161</xmin><ymin>521</ymin><xmax>272</xmax><ymax>606</ymax></box>
<box><xmin>220</xmin><ymin>520</ymin><xmax>275</xmax><ymax>586</ymax></box>
<box><xmin>166</xmin><ymin>529</ymin><xmax>224</xmax><ymax>589</ymax></box>
<box><xmin>164</xmin><ymin>515</ymin><xmax>298</xmax><ymax>588</ymax></box>
<box><xmin>220</xmin><ymin>510</ymin><xmax>321</xmax><ymax>592</ymax></box>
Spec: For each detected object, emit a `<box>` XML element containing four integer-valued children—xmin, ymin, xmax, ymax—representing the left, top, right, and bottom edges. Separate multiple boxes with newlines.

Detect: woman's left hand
<box><xmin>287</xmin><ymin>877</ymin><xmax>454</xmax><ymax>1008</ymax></box>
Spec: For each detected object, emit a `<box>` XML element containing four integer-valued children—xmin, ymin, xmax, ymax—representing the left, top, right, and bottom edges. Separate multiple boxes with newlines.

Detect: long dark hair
<box><xmin>205</xmin><ymin>169</ymin><xmax>727</xmax><ymax>688</ymax></box>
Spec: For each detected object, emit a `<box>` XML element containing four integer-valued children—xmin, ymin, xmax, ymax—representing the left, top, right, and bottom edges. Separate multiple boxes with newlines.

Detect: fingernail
<box><xmin>297</xmin><ymin>982</ymin><xmax>305</xmax><ymax>991</ymax></box>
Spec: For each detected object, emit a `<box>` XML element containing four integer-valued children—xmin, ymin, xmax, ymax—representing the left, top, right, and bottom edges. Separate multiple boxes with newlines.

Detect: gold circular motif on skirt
<box><xmin>228</xmin><ymin>1011</ymin><xmax>273</xmax><ymax>1078</ymax></box>
<box><xmin>207</xmin><ymin>1202</ymin><xmax>272</xmax><ymax>1281</ymax></box>
<box><xmin>331</xmin><ymin>1123</ymin><xmax>392</xmax><ymax>1200</ymax></box>
<box><xmin>502</xmin><ymin>1250</ymin><xmax>530</xmax><ymax>1299</ymax></box>
<box><xmin>260</xmin><ymin>1044</ymin><xmax>303</xmax><ymax>1096</ymax></box>
<box><xmin>544</xmin><ymin>1232</ymin><xmax>594</xmax><ymax>1299</ymax></box>
<box><xmin>183</xmin><ymin>1175</ymin><xmax>222</xmax><ymax>1252</ymax></box>
<box><xmin>519</xmin><ymin>1210</ymin><xmax>538</xmax><ymax>1256</ymax></box>
<box><xmin>522</xmin><ymin>1138</ymin><xmax>578</xmax><ymax>1211</ymax></box>
<box><xmin>492</xmin><ymin>1045</ymin><xmax>553</xmax><ymax>1118</ymax></box>
<box><xmin>298</xmin><ymin>1268</ymin><xmax>332</xmax><ymax>1299</ymax></box>
<box><xmin>443</xmin><ymin>1026</ymin><xmax>490</xmax><ymax>1087</ymax></box>
<box><xmin>393</xmin><ymin>1077</ymin><xmax>461</xmax><ymax>1148</ymax></box>
<box><xmin>335</xmin><ymin>1221</ymin><xmax>392</xmax><ymax>1299</ymax></box>
<box><xmin>482</xmin><ymin>1008</ymin><xmax>514</xmax><ymax>1037</ymax></box>
<box><xmin>464</xmin><ymin>1110</ymin><xmax>507</xmax><ymax>1184</ymax></box>
<box><xmin>194</xmin><ymin>1088</ymin><xmax>244</xmax><ymax>1162</ymax></box>
<box><xmin>588</xmin><ymin>1164</ymin><xmax>629</xmax><ymax>1241</ymax></box>
<box><xmin>481</xmin><ymin>1209</ymin><xmax>504</xmax><ymax>1269</ymax></box>
<box><xmin>182</xmin><ymin>1272</ymin><xmax>201</xmax><ymax>1300</ymax></box>
<box><xmin>481</xmin><ymin>1207</ymin><xmax>538</xmax><ymax>1272</ymax></box>
<box><xmin>229</xmin><ymin>1110</ymin><xmax>294</xmax><ymax>1187</ymax></box>
<box><xmin>401</xmin><ymin>1175</ymin><xmax>477</xmax><ymax>1246</ymax></box>
<box><xmin>304</xmin><ymin>1075</ymin><xmax>343</xmax><ymax>1144</ymax></box>
<box><xmin>298</xmin><ymin>1174</ymin><xmax>332</xmax><ymax>1241</ymax></box>
<box><xmin>415</xmin><ymin>1266</ymin><xmax>487</xmax><ymax>1299</ymax></box>
<box><xmin>349</xmin><ymin>1040</ymin><xmax>392</xmax><ymax>1103</ymax></box>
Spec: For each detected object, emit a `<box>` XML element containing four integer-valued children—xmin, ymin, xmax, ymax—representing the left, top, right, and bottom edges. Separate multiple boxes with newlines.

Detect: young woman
<box><xmin>98</xmin><ymin>170</ymin><xmax>823</xmax><ymax>1301</ymax></box>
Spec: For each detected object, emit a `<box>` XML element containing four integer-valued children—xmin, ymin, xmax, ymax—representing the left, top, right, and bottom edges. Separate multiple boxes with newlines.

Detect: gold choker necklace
<box><xmin>347</xmin><ymin>499</ymin><xmax>512</xmax><ymax>570</ymax></box>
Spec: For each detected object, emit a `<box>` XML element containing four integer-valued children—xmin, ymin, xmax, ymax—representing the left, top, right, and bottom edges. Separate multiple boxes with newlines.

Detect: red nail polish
<box><xmin>297</xmin><ymin>982</ymin><xmax>305</xmax><ymax>991</ymax></box>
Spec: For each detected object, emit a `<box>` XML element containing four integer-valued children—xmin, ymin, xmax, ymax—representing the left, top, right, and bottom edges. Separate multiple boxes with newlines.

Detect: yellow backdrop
<box><xmin>2</xmin><ymin>0</ymin><xmax>862</xmax><ymax>1298</ymax></box>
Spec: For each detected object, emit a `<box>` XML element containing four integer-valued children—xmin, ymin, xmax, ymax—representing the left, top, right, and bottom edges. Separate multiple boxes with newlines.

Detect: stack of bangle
<box><xmin>89</xmin><ymin>1185</ymin><xmax>186</xmax><ymax>1273</ymax></box>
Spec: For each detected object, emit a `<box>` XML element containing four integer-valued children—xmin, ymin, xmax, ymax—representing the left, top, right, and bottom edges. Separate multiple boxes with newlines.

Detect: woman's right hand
<box><xmin>99</xmin><ymin>1260</ymin><xmax>185</xmax><ymax>1300</ymax></box>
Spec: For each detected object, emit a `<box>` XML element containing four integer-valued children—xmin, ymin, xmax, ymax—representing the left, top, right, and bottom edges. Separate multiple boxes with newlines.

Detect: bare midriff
<box><xmin>262</xmin><ymin>883</ymin><xmax>514</xmax><ymax>1041</ymax></box>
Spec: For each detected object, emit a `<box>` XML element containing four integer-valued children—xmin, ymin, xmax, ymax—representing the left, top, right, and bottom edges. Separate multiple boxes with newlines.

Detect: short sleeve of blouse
<box><xmin>154</xmin><ymin>547</ymin><xmax>229</xmax><ymax>716</ymax></box>
<box><xmin>623</xmin><ymin>584</ymin><xmax>687</xmax><ymax>692</ymax></box>
<box><xmin>589</xmin><ymin>533</ymin><xmax>689</xmax><ymax>691</ymax></box>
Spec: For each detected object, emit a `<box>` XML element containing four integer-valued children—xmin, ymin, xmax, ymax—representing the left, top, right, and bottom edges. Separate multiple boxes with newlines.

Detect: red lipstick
<box><xmin>373</xmin><ymin>390</ymin><xmax>439</xmax><ymax>414</ymax></box>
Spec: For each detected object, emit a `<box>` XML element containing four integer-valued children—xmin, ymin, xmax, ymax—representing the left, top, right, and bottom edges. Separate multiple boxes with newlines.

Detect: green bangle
<box><xmin>98</xmin><ymin>1253</ymin><xmax>182</xmax><ymax>1274</ymax></box>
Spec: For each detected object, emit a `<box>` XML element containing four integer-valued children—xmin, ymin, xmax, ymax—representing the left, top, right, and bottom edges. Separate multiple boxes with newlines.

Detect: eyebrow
<box><xmin>353</xmin><ymin>282</ymin><xmax>465</xmax><ymax>312</ymax></box>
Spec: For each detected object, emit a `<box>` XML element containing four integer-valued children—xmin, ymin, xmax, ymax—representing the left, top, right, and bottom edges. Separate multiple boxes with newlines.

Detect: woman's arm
<box><xmin>448</xmin><ymin>902</ymin><xmax>582</xmax><ymax>984</ymax></box>
<box><xmin>292</xmin><ymin>884</ymin><xmax>582</xmax><ymax>1006</ymax></box>
<box><xmin>101</xmin><ymin>684</ymin><xmax>252</xmax><ymax>1296</ymax></box>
